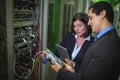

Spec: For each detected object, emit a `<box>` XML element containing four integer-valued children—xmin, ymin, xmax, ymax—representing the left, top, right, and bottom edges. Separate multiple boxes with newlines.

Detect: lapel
<box><xmin>73</xmin><ymin>40</ymin><xmax>90</xmax><ymax>61</ymax></box>
<box><xmin>79</xmin><ymin>30</ymin><xmax>115</xmax><ymax>72</ymax></box>
<box><xmin>73</xmin><ymin>36</ymin><xmax>94</xmax><ymax>61</ymax></box>
<box><xmin>79</xmin><ymin>41</ymin><xmax>97</xmax><ymax>72</ymax></box>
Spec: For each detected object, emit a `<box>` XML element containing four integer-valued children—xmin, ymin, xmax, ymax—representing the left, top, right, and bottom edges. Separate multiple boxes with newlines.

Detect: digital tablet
<box><xmin>55</xmin><ymin>44</ymin><xmax>70</xmax><ymax>60</ymax></box>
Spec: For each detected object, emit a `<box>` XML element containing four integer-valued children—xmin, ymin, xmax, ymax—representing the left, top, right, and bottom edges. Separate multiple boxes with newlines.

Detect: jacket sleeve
<box><xmin>57</xmin><ymin>68</ymin><xmax>84</xmax><ymax>80</ymax></box>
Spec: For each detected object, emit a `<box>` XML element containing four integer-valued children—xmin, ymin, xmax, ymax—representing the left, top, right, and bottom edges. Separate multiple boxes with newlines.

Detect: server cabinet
<box><xmin>12</xmin><ymin>0</ymin><xmax>41</xmax><ymax>80</ymax></box>
<box><xmin>0</xmin><ymin>0</ymin><xmax>8</xmax><ymax>79</ymax></box>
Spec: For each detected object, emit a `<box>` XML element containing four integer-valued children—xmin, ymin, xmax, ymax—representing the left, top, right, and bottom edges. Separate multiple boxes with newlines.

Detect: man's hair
<box><xmin>89</xmin><ymin>1</ymin><xmax>114</xmax><ymax>23</ymax></box>
<box><xmin>71</xmin><ymin>12</ymin><xmax>92</xmax><ymax>38</ymax></box>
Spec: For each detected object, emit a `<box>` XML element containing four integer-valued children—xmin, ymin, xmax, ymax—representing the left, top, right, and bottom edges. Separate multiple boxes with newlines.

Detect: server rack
<box><xmin>12</xmin><ymin>0</ymin><xmax>41</xmax><ymax>79</ymax></box>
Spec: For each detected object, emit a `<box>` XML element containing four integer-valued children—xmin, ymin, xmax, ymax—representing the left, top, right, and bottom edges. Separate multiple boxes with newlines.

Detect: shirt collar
<box><xmin>85</xmin><ymin>35</ymin><xmax>91</xmax><ymax>41</ymax></box>
<box><xmin>97</xmin><ymin>25</ymin><xmax>114</xmax><ymax>39</ymax></box>
<box><xmin>74</xmin><ymin>35</ymin><xmax>91</xmax><ymax>41</ymax></box>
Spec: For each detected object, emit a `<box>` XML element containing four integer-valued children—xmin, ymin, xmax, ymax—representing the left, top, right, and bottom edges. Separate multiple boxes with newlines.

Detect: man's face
<box><xmin>88</xmin><ymin>8</ymin><xmax>102</xmax><ymax>33</ymax></box>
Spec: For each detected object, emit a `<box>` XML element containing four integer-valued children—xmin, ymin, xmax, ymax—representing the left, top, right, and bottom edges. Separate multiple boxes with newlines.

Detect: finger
<box><xmin>62</xmin><ymin>61</ymin><xmax>68</xmax><ymax>67</ymax></box>
<box><xmin>64</xmin><ymin>58</ymin><xmax>70</xmax><ymax>63</ymax></box>
<box><xmin>52</xmin><ymin>58</ymin><xmax>56</xmax><ymax>62</ymax></box>
<box><xmin>65</xmin><ymin>58</ymin><xmax>68</xmax><ymax>60</ymax></box>
<box><xmin>64</xmin><ymin>58</ymin><xmax>68</xmax><ymax>61</ymax></box>
<box><xmin>40</xmin><ymin>54</ymin><xmax>46</xmax><ymax>58</ymax></box>
<box><xmin>41</xmin><ymin>51</ymin><xmax>48</xmax><ymax>54</ymax></box>
<box><xmin>62</xmin><ymin>61</ymin><xmax>66</xmax><ymax>65</ymax></box>
<box><xmin>51</xmin><ymin>58</ymin><xmax>57</xmax><ymax>65</ymax></box>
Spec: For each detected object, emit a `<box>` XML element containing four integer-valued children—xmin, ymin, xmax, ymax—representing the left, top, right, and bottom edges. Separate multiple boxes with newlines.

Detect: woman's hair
<box><xmin>71</xmin><ymin>12</ymin><xmax>92</xmax><ymax>38</ymax></box>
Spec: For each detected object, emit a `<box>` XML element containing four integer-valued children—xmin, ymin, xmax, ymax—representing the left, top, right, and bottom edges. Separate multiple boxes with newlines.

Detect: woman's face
<box><xmin>73</xmin><ymin>20</ymin><xmax>86</xmax><ymax>37</ymax></box>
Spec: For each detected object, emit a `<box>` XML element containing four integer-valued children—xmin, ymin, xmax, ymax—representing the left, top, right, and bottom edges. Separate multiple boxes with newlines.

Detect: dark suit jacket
<box><xmin>54</xmin><ymin>32</ymin><xmax>94</xmax><ymax>72</ymax></box>
<box><xmin>57</xmin><ymin>29</ymin><xmax>120</xmax><ymax>80</ymax></box>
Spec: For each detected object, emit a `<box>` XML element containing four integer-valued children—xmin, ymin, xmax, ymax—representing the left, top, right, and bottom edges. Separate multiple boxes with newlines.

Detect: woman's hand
<box><xmin>63</xmin><ymin>61</ymin><xmax>75</xmax><ymax>73</ymax></box>
<box><xmin>40</xmin><ymin>51</ymin><xmax>47</xmax><ymax>59</ymax></box>
<box><xmin>64</xmin><ymin>58</ymin><xmax>74</xmax><ymax>67</ymax></box>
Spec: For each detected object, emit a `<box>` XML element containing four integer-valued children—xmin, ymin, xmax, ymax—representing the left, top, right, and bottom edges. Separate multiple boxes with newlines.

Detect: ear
<box><xmin>100</xmin><ymin>10</ymin><xmax>106</xmax><ymax>18</ymax></box>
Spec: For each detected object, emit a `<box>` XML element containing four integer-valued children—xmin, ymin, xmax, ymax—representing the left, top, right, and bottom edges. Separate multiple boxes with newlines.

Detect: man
<box><xmin>51</xmin><ymin>1</ymin><xmax>120</xmax><ymax>80</ymax></box>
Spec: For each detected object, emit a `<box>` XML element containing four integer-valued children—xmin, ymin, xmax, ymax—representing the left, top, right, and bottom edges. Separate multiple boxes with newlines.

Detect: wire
<box><xmin>13</xmin><ymin>56</ymin><xmax>35</xmax><ymax>79</ymax></box>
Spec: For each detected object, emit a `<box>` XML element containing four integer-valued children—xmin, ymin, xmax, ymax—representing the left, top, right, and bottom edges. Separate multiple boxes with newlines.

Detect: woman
<box><xmin>41</xmin><ymin>12</ymin><xmax>94</xmax><ymax>73</ymax></box>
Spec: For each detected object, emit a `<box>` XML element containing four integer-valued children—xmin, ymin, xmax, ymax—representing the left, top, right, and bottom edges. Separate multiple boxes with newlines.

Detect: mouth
<box><xmin>76</xmin><ymin>32</ymin><xmax>81</xmax><ymax>35</ymax></box>
<box><xmin>90</xmin><ymin>26</ymin><xmax>93</xmax><ymax>29</ymax></box>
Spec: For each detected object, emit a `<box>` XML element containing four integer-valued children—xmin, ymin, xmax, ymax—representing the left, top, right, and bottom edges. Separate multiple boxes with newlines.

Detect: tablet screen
<box><xmin>55</xmin><ymin>44</ymin><xmax>70</xmax><ymax>60</ymax></box>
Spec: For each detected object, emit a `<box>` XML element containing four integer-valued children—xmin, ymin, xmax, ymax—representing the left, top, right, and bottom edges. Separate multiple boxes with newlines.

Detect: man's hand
<box><xmin>51</xmin><ymin>59</ymin><xmax>75</xmax><ymax>73</ymax></box>
<box><xmin>51</xmin><ymin>59</ymin><xmax>62</xmax><ymax>73</ymax></box>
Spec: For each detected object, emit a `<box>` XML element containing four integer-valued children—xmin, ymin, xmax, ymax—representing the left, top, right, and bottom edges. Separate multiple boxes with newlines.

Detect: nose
<box><xmin>75</xmin><ymin>26</ymin><xmax>79</xmax><ymax>32</ymax></box>
<box><xmin>88</xmin><ymin>20</ymin><xmax>91</xmax><ymax>25</ymax></box>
